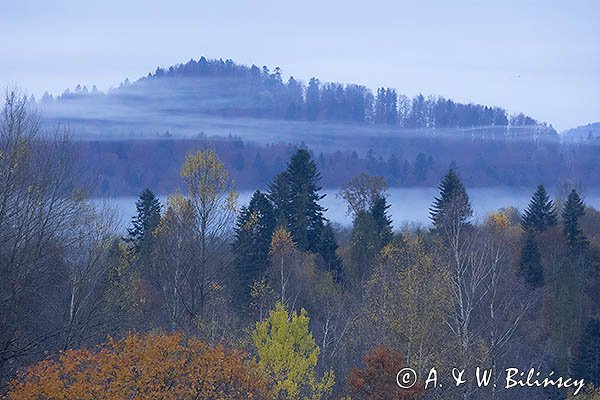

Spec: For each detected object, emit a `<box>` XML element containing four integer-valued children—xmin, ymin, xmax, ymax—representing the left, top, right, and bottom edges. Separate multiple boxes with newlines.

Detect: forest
<box><xmin>2</xmin><ymin>90</ymin><xmax>600</xmax><ymax>400</ymax></box>
<box><xmin>36</xmin><ymin>56</ymin><xmax>556</xmax><ymax>139</ymax></box>
<box><xmin>74</xmin><ymin>133</ymin><xmax>600</xmax><ymax>197</ymax></box>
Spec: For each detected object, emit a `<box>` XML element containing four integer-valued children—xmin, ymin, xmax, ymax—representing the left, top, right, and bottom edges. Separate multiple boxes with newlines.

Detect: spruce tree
<box><xmin>571</xmin><ymin>318</ymin><xmax>600</xmax><ymax>386</ymax></box>
<box><xmin>232</xmin><ymin>190</ymin><xmax>276</xmax><ymax>303</ymax></box>
<box><xmin>348</xmin><ymin>196</ymin><xmax>393</xmax><ymax>288</ymax></box>
<box><xmin>271</xmin><ymin>149</ymin><xmax>326</xmax><ymax>253</ymax></box>
<box><xmin>370</xmin><ymin>195</ymin><xmax>393</xmax><ymax>249</ymax></box>
<box><xmin>521</xmin><ymin>184</ymin><xmax>557</xmax><ymax>233</ymax></box>
<box><xmin>267</xmin><ymin>172</ymin><xmax>291</xmax><ymax>226</ymax></box>
<box><xmin>319</xmin><ymin>222</ymin><xmax>344</xmax><ymax>282</ymax></box>
<box><xmin>127</xmin><ymin>188</ymin><xmax>162</xmax><ymax>254</ymax></box>
<box><xmin>519</xmin><ymin>231</ymin><xmax>544</xmax><ymax>289</ymax></box>
<box><xmin>429</xmin><ymin>169</ymin><xmax>472</xmax><ymax>231</ymax></box>
<box><xmin>562</xmin><ymin>189</ymin><xmax>588</xmax><ymax>251</ymax></box>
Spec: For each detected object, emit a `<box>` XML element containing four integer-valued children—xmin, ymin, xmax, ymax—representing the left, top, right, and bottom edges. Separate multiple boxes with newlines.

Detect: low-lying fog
<box><xmin>98</xmin><ymin>187</ymin><xmax>600</xmax><ymax>232</ymax></box>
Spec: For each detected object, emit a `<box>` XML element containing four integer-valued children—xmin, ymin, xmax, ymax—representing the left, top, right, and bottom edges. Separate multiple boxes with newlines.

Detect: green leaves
<box><xmin>252</xmin><ymin>302</ymin><xmax>334</xmax><ymax>400</ymax></box>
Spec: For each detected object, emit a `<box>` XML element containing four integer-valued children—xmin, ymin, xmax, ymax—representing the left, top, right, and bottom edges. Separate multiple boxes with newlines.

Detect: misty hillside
<box><xmin>563</xmin><ymin>122</ymin><xmax>600</xmax><ymax>141</ymax></box>
<box><xmin>37</xmin><ymin>56</ymin><xmax>557</xmax><ymax>144</ymax></box>
<box><xmin>32</xmin><ymin>56</ymin><xmax>595</xmax><ymax>197</ymax></box>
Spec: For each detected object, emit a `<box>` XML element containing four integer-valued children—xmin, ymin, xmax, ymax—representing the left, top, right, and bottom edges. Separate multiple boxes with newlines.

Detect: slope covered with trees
<box><xmin>3</xmin><ymin>86</ymin><xmax>600</xmax><ymax>400</ymax></box>
<box><xmin>38</xmin><ymin>56</ymin><xmax>555</xmax><ymax>138</ymax></box>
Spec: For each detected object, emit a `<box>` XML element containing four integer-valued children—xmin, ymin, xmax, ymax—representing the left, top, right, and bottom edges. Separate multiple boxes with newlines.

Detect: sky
<box><xmin>1</xmin><ymin>0</ymin><xmax>598</xmax><ymax>132</ymax></box>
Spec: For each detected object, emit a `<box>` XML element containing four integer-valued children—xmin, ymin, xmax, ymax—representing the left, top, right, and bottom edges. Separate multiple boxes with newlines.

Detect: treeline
<box><xmin>74</xmin><ymin>134</ymin><xmax>598</xmax><ymax>197</ymax></box>
<box><xmin>3</xmin><ymin>92</ymin><xmax>600</xmax><ymax>400</ymax></box>
<box><xmin>40</xmin><ymin>56</ymin><xmax>554</xmax><ymax>132</ymax></box>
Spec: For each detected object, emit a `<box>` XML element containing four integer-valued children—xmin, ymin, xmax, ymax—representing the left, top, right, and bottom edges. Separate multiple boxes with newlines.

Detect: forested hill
<box><xmin>37</xmin><ymin>56</ymin><xmax>556</xmax><ymax>140</ymax></box>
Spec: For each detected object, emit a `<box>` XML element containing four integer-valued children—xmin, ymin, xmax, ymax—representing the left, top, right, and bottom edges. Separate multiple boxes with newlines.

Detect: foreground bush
<box><xmin>7</xmin><ymin>333</ymin><xmax>270</xmax><ymax>400</ymax></box>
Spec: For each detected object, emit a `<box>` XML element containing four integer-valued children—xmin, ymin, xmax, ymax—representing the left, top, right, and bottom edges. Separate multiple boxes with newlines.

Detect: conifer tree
<box><xmin>319</xmin><ymin>222</ymin><xmax>344</xmax><ymax>282</ymax></box>
<box><xmin>521</xmin><ymin>184</ymin><xmax>557</xmax><ymax>233</ymax></box>
<box><xmin>269</xmin><ymin>149</ymin><xmax>326</xmax><ymax>253</ymax></box>
<box><xmin>232</xmin><ymin>190</ymin><xmax>276</xmax><ymax>303</ymax></box>
<box><xmin>267</xmin><ymin>172</ymin><xmax>290</xmax><ymax>226</ymax></box>
<box><xmin>562</xmin><ymin>189</ymin><xmax>588</xmax><ymax>251</ymax></box>
<box><xmin>127</xmin><ymin>188</ymin><xmax>162</xmax><ymax>254</ymax></box>
<box><xmin>571</xmin><ymin>318</ymin><xmax>600</xmax><ymax>387</ymax></box>
<box><xmin>429</xmin><ymin>169</ymin><xmax>472</xmax><ymax>232</ymax></box>
<box><xmin>519</xmin><ymin>231</ymin><xmax>544</xmax><ymax>289</ymax></box>
<box><xmin>370</xmin><ymin>195</ymin><xmax>393</xmax><ymax>247</ymax></box>
<box><xmin>348</xmin><ymin>195</ymin><xmax>393</xmax><ymax>288</ymax></box>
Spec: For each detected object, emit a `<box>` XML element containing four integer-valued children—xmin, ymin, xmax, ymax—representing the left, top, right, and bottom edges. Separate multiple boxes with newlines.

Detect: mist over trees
<box><xmin>41</xmin><ymin>56</ymin><xmax>555</xmax><ymax>134</ymax></box>
<box><xmin>3</xmin><ymin>74</ymin><xmax>600</xmax><ymax>400</ymax></box>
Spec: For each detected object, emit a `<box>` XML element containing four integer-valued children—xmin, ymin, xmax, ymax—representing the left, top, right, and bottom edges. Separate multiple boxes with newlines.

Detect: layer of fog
<box><xmin>100</xmin><ymin>187</ymin><xmax>600</xmax><ymax>233</ymax></box>
<box><xmin>36</xmin><ymin>76</ymin><xmax>584</xmax><ymax>157</ymax></box>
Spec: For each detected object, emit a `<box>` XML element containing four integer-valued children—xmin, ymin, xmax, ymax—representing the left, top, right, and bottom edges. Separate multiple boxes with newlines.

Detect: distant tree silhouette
<box><xmin>429</xmin><ymin>169</ymin><xmax>472</xmax><ymax>232</ymax></box>
<box><xmin>562</xmin><ymin>189</ymin><xmax>588</xmax><ymax>251</ymax></box>
<box><xmin>521</xmin><ymin>185</ymin><xmax>557</xmax><ymax>233</ymax></box>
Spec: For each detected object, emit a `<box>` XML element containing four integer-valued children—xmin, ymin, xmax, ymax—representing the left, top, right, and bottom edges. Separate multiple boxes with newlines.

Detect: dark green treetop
<box><xmin>521</xmin><ymin>184</ymin><xmax>557</xmax><ymax>233</ymax></box>
<box><xmin>429</xmin><ymin>169</ymin><xmax>472</xmax><ymax>232</ymax></box>
<box><xmin>127</xmin><ymin>188</ymin><xmax>162</xmax><ymax>254</ymax></box>
<box><xmin>519</xmin><ymin>231</ymin><xmax>544</xmax><ymax>289</ymax></box>
<box><xmin>232</xmin><ymin>190</ymin><xmax>276</xmax><ymax>303</ymax></box>
<box><xmin>562</xmin><ymin>189</ymin><xmax>588</xmax><ymax>251</ymax></box>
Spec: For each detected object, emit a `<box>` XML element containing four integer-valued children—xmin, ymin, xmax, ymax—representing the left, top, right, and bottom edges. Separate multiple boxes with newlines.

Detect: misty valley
<box><xmin>103</xmin><ymin>187</ymin><xmax>600</xmax><ymax>231</ymax></box>
<box><xmin>2</xmin><ymin>55</ymin><xmax>600</xmax><ymax>400</ymax></box>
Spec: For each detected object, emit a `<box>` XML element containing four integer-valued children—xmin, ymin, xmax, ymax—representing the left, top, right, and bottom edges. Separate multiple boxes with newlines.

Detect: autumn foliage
<box><xmin>6</xmin><ymin>333</ymin><xmax>270</xmax><ymax>400</ymax></box>
<box><xmin>347</xmin><ymin>347</ymin><xmax>423</xmax><ymax>400</ymax></box>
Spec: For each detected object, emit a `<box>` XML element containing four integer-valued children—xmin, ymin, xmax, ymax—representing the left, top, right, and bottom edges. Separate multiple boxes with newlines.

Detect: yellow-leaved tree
<box><xmin>252</xmin><ymin>302</ymin><xmax>334</xmax><ymax>400</ymax></box>
<box><xmin>6</xmin><ymin>333</ymin><xmax>270</xmax><ymax>399</ymax></box>
<box><xmin>177</xmin><ymin>147</ymin><xmax>238</xmax><ymax>335</ymax></box>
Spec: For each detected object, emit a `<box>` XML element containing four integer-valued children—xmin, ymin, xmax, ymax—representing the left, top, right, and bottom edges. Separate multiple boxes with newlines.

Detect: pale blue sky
<box><xmin>2</xmin><ymin>0</ymin><xmax>598</xmax><ymax>131</ymax></box>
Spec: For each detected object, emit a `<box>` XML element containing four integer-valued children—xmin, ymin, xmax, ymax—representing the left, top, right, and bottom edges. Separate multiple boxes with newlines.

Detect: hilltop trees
<box><xmin>98</xmin><ymin>56</ymin><xmax>552</xmax><ymax>130</ymax></box>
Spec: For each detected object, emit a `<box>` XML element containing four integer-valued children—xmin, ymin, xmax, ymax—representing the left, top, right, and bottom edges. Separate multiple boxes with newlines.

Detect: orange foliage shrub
<box><xmin>7</xmin><ymin>333</ymin><xmax>270</xmax><ymax>400</ymax></box>
<box><xmin>347</xmin><ymin>347</ymin><xmax>423</xmax><ymax>400</ymax></box>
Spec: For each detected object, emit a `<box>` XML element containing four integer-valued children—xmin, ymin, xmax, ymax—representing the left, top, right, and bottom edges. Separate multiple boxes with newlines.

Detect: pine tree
<box><xmin>571</xmin><ymin>318</ymin><xmax>600</xmax><ymax>386</ymax></box>
<box><xmin>562</xmin><ymin>189</ymin><xmax>588</xmax><ymax>251</ymax></box>
<box><xmin>319</xmin><ymin>222</ymin><xmax>343</xmax><ymax>282</ymax></box>
<box><xmin>232</xmin><ymin>190</ymin><xmax>276</xmax><ymax>303</ymax></box>
<box><xmin>429</xmin><ymin>169</ymin><xmax>472</xmax><ymax>232</ymax></box>
<box><xmin>127</xmin><ymin>188</ymin><xmax>162</xmax><ymax>254</ymax></box>
<box><xmin>519</xmin><ymin>231</ymin><xmax>544</xmax><ymax>289</ymax></box>
<box><xmin>521</xmin><ymin>184</ymin><xmax>557</xmax><ymax>233</ymax></box>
